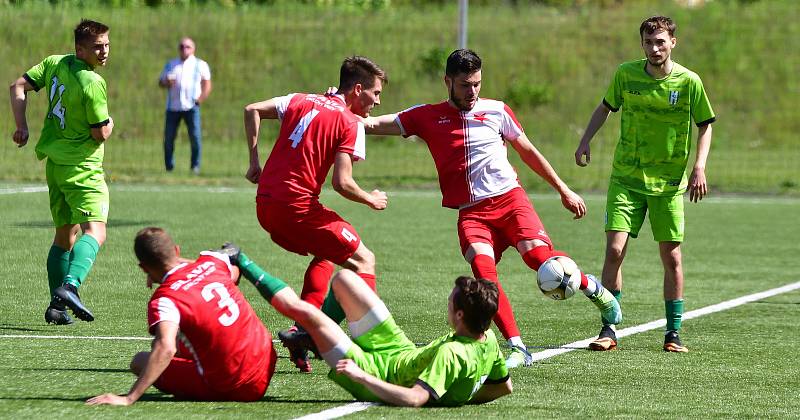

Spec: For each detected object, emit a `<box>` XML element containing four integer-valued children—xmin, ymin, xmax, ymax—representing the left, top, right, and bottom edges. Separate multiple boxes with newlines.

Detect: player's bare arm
<box><xmin>90</xmin><ymin>117</ymin><xmax>114</xmax><ymax>142</ymax></box>
<box><xmin>86</xmin><ymin>321</ymin><xmax>179</xmax><ymax>406</ymax></box>
<box><xmin>689</xmin><ymin>123</ymin><xmax>713</xmax><ymax>203</ymax></box>
<box><xmin>336</xmin><ymin>359</ymin><xmax>430</xmax><ymax>407</ymax></box>
<box><xmin>243</xmin><ymin>99</ymin><xmax>280</xmax><ymax>183</ymax></box>
<box><xmin>332</xmin><ymin>152</ymin><xmax>387</xmax><ymax>210</ymax></box>
<box><xmin>468</xmin><ymin>378</ymin><xmax>513</xmax><ymax>404</ymax></box>
<box><xmin>508</xmin><ymin>133</ymin><xmax>586</xmax><ymax>219</ymax></box>
<box><xmin>361</xmin><ymin>113</ymin><xmax>402</xmax><ymax>136</ymax></box>
<box><xmin>197</xmin><ymin>79</ymin><xmax>212</xmax><ymax>105</ymax></box>
<box><xmin>9</xmin><ymin>77</ymin><xmax>35</xmax><ymax>147</ymax></box>
<box><xmin>575</xmin><ymin>102</ymin><xmax>613</xmax><ymax>166</ymax></box>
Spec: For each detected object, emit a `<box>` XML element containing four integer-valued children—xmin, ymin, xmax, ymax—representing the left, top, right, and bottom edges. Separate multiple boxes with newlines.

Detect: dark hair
<box><xmin>445</xmin><ymin>49</ymin><xmax>481</xmax><ymax>78</ymax></box>
<box><xmin>134</xmin><ymin>227</ymin><xmax>177</xmax><ymax>269</ymax></box>
<box><xmin>640</xmin><ymin>16</ymin><xmax>676</xmax><ymax>39</ymax></box>
<box><xmin>452</xmin><ymin>276</ymin><xmax>498</xmax><ymax>334</ymax></box>
<box><xmin>74</xmin><ymin>19</ymin><xmax>109</xmax><ymax>46</ymax></box>
<box><xmin>338</xmin><ymin>56</ymin><xmax>387</xmax><ymax>92</ymax></box>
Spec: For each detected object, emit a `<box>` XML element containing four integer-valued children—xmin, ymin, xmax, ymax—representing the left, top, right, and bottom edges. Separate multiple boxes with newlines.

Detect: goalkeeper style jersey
<box><xmin>24</xmin><ymin>54</ymin><xmax>110</xmax><ymax>166</ymax></box>
<box><xmin>603</xmin><ymin>59</ymin><xmax>715</xmax><ymax>196</ymax></box>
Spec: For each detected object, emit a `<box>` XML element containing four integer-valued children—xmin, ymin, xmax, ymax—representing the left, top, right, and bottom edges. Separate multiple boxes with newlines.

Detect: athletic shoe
<box><xmin>505</xmin><ymin>344</ymin><xmax>533</xmax><ymax>368</ymax></box>
<box><xmin>663</xmin><ymin>330</ymin><xmax>689</xmax><ymax>353</ymax></box>
<box><xmin>215</xmin><ymin>242</ymin><xmax>241</xmax><ymax>266</ymax></box>
<box><xmin>588</xmin><ymin>278</ymin><xmax>622</xmax><ymax>325</ymax></box>
<box><xmin>278</xmin><ymin>325</ymin><xmax>318</xmax><ymax>373</ymax></box>
<box><xmin>44</xmin><ymin>305</ymin><xmax>74</xmax><ymax>325</ymax></box>
<box><xmin>52</xmin><ymin>284</ymin><xmax>94</xmax><ymax>322</ymax></box>
<box><xmin>589</xmin><ymin>325</ymin><xmax>617</xmax><ymax>351</ymax></box>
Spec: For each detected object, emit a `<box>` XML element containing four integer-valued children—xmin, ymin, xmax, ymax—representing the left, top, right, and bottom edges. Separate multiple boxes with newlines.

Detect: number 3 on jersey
<box><xmin>288</xmin><ymin>109</ymin><xmax>320</xmax><ymax>148</ymax></box>
<box><xmin>201</xmin><ymin>282</ymin><xmax>240</xmax><ymax>327</ymax></box>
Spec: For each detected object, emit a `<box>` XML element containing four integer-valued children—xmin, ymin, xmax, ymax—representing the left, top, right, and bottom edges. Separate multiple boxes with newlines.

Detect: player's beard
<box><xmin>449</xmin><ymin>84</ymin><xmax>474</xmax><ymax>112</ymax></box>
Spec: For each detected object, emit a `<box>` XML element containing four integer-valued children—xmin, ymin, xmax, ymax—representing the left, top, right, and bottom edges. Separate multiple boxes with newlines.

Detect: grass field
<box><xmin>2</xmin><ymin>184</ymin><xmax>799</xmax><ymax>418</ymax></box>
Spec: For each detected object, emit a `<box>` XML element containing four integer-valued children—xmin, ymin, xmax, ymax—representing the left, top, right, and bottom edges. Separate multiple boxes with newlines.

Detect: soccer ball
<box><xmin>537</xmin><ymin>256</ymin><xmax>581</xmax><ymax>300</ymax></box>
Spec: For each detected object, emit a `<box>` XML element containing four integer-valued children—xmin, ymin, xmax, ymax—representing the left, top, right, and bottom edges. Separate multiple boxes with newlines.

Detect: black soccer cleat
<box><xmin>52</xmin><ymin>284</ymin><xmax>94</xmax><ymax>322</ymax></box>
<box><xmin>663</xmin><ymin>330</ymin><xmax>689</xmax><ymax>353</ymax></box>
<box><xmin>44</xmin><ymin>305</ymin><xmax>74</xmax><ymax>325</ymax></box>
<box><xmin>278</xmin><ymin>325</ymin><xmax>319</xmax><ymax>373</ymax></box>
<box><xmin>589</xmin><ymin>325</ymin><xmax>618</xmax><ymax>351</ymax></box>
<box><xmin>215</xmin><ymin>242</ymin><xmax>242</xmax><ymax>266</ymax></box>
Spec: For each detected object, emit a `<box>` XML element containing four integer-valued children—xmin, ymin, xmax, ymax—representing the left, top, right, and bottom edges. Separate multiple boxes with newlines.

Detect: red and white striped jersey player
<box><xmin>361</xmin><ymin>49</ymin><xmax>622</xmax><ymax>368</ymax></box>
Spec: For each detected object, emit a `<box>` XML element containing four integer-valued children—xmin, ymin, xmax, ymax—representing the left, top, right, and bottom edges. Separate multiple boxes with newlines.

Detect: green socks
<box><xmin>238</xmin><ymin>252</ymin><xmax>287</xmax><ymax>301</ymax></box>
<box><xmin>63</xmin><ymin>234</ymin><xmax>100</xmax><ymax>288</ymax></box>
<box><xmin>611</xmin><ymin>289</ymin><xmax>622</xmax><ymax>302</ymax></box>
<box><xmin>47</xmin><ymin>245</ymin><xmax>70</xmax><ymax>296</ymax></box>
<box><xmin>665</xmin><ymin>299</ymin><xmax>684</xmax><ymax>332</ymax></box>
<box><xmin>320</xmin><ymin>288</ymin><xmax>346</xmax><ymax>324</ymax></box>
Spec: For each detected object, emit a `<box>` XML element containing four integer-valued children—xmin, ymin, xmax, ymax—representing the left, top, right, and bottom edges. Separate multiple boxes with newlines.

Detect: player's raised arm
<box><xmin>361</xmin><ymin>113</ymin><xmax>402</xmax><ymax>136</ymax></box>
<box><xmin>507</xmin><ymin>133</ymin><xmax>586</xmax><ymax>219</ymax></box>
<box><xmin>575</xmin><ymin>102</ymin><xmax>613</xmax><ymax>166</ymax></box>
<box><xmin>332</xmin><ymin>152</ymin><xmax>387</xmax><ymax>210</ymax></box>
<box><xmin>9</xmin><ymin>76</ymin><xmax>36</xmax><ymax>147</ymax></box>
<box><xmin>243</xmin><ymin>99</ymin><xmax>280</xmax><ymax>183</ymax></box>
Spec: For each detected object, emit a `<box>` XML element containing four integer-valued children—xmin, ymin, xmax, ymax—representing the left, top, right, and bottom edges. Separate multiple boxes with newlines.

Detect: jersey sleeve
<box><xmin>500</xmin><ymin>103</ymin><xmax>524</xmax><ymax>141</ymax></box>
<box><xmin>23</xmin><ymin>55</ymin><xmax>56</xmax><ymax>92</ymax></box>
<box><xmin>147</xmin><ymin>296</ymin><xmax>181</xmax><ymax>334</ymax></box>
<box><xmin>415</xmin><ymin>346</ymin><xmax>462</xmax><ymax>401</ymax></box>
<box><xmin>198</xmin><ymin>250</ymin><xmax>235</xmax><ymax>276</ymax></box>
<box><xmin>273</xmin><ymin>93</ymin><xmax>296</xmax><ymax>121</ymax></box>
<box><xmin>338</xmin><ymin>120</ymin><xmax>366</xmax><ymax>161</ymax></box>
<box><xmin>199</xmin><ymin>60</ymin><xmax>211</xmax><ymax>80</ymax></box>
<box><xmin>483</xmin><ymin>346</ymin><xmax>510</xmax><ymax>384</ymax></box>
<box><xmin>83</xmin><ymin>79</ymin><xmax>110</xmax><ymax>127</ymax></box>
<box><xmin>396</xmin><ymin>104</ymin><xmax>427</xmax><ymax>138</ymax></box>
<box><xmin>602</xmin><ymin>66</ymin><xmax>625</xmax><ymax>112</ymax></box>
<box><xmin>690</xmin><ymin>75</ymin><xmax>715</xmax><ymax>127</ymax></box>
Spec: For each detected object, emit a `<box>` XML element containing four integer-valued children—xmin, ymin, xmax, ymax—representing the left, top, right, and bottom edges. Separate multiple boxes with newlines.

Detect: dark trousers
<box><xmin>164</xmin><ymin>106</ymin><xmax>201</xmax><ymax>171</ymax></box>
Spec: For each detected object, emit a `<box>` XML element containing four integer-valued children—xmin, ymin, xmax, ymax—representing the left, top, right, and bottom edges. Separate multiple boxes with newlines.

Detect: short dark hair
<box><xmin>338</xmin><ymin>56</ymin><xmax>387</xmax><ymax>92</ymax></box>
<box><xmin>74</xmin><ymin>19</ymin><xmax>109</xmax><ymax>46</ymax></box>
<box><xmin>452</xmin><ymin>276</ymin><xmax>498</xmax><ymax>334</ymax></box>
<box><xmin>134</xmin><ymin>227</ymin><xmax>177</xmax><ymax>269</ymax></box>
<box><xmin>640</xmin><ymin>16</ymin><xmax>676</xmax><ymax>39</ymax></box>
<box><xmin>445</xmin><ymin>49</ymin><xmax>481</xmax><ymax>78</ymax></box>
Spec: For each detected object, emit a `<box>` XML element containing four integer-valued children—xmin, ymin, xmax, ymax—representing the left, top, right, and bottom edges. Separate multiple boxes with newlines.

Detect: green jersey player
<box><xmin>575</xmin><ymin>16</ymin><xmax>715</xmax><ymax>353</ymax></box>
<box><xmin>10</xmin><ymin>19</ymin><xmax>113</xmax><ymax>325</ymax></box>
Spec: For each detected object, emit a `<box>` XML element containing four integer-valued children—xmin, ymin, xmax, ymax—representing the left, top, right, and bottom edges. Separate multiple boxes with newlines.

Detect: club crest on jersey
<box><xmin>669</xmin><ymin>91</ymin><xmax>679</xmax><ymax>105</ymax></box>
<box><xmin>473</xmin><ymin>112</ymin><xmax>488</xmax><ymax>123</ymax></box>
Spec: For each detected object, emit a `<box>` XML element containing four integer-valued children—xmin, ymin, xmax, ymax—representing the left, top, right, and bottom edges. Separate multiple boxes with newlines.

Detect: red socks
<box><xmin>357</xmin><ymin>272</ymin><xmax>377</xmax><ymax>292</ymax></box>
<box><xmin>300</xmin><ymin>258</ymin><xmax>335</xmax><ymax>308</ymax></box>
<box><xmin>470</xmin><ymin>254</ymin><xmax>521</xmax><ymax>339</ymax></box>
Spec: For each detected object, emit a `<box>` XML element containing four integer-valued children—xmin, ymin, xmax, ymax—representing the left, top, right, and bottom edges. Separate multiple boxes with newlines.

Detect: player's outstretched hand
<box><xmin>86</xmin><ymin>393</ymin><xmax>133</xmax><ymax>406</ymax></box>
<box><xmin>561</xmin><ymin>189</ymin><xmax>587</xmax><ymax>219</ymax></box>
<box><xmin>12</xmin><ymin>127</ymin><xmax>29</xmax><ymax>147</ymax></box>
<box><xmin>574</xmin><ymin>142</ymin><xmax>591</xmax><ymax>167</ymax></box>
<box><xmin>336</xmin><ymin>358</ymin><xmax>366</xmax><ymax>382</ymax></box>
<box><xmin>369</xmin><ymin>189</ymin><xmax>388</xmax><ymax>210</ymax></box>
<box><xmin>688</xmin><ymin>167</ymin><xmax>708</xmax><ymax>203</ymax></box>
<box><xmin>245</xmin><ymin>161</ymin><xmax>261</xmax><ymax>184</ymax></box>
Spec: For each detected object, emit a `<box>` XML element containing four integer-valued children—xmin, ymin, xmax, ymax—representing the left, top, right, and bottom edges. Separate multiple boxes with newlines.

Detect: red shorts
<box><xmin>256</xmin><ymin>197</ymin><xmax>361</xmax><ymax>265</ymax></box>
<box><xmin>154</xmin><ymin>347</ymin><xmax>277</xmax><ymax>402</ymax></box>
<box><xmin>457</xmin><ymin>187</ymin><xmax>552</xmax><ymax>262</ymax></box>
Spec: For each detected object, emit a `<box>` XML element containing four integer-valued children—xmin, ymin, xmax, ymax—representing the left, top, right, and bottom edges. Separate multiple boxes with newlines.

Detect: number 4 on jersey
<box><xmin>288</xmin><ymin>109</ymin><xmax>321</xmax><ymax>148</ymax></box>
<box><xmin>48</xmin><ymin>76</ymin><xmax>67</xmax><ymax>129</ymax></box>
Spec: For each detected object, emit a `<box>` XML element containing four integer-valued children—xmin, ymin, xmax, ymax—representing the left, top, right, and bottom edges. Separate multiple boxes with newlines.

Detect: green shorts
<box><xmin>605</xmin><ymin>182</ymin><xmax>684</xmax><ymax>242</ymax></box>
<box><xmin>328</xmin><ymin>315</ymin><xmax>415</xmax><ymax>402</ymax></box>
<box><xmin>46</xmin><ymin>159</ymin><xmax>109</xmax><ymax>227</ymax></box>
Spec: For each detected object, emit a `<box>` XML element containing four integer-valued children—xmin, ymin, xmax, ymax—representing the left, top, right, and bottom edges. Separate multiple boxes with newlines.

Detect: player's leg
<box><xmin>45</xmin><ymin>160</ymin><xmax>80</xmax><ymax>324</ymax></box>
<box><xmin>163</xmin><ymin>111</ymin><xmax>180</xmax><ymax>171</ymax></box>
<box><xmin>301</xmin><ymin>257</ymin><xmax>335</xmax><ymax>308</ymax></box>
<box><xmin>186</xmin><ymin>106</ymin><xmax>202</xmax><ymax>173</ymax></box>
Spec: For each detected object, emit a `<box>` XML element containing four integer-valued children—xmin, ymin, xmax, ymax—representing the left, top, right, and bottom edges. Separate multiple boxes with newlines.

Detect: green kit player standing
<box><xmin>574</xmin><ymin>16</ymin><xmax>715</xmax><ymax>352</ymax></box>
<box><xmin>9</xmin><ymin>19</ymin><xmax>113</xmax><ymax>324</ymax></box>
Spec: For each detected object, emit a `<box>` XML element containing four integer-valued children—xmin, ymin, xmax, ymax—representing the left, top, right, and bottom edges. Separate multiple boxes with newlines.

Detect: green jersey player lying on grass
<box><xmin>227</xmin><ymin>244</ymin><xmax>512</xmax><ymax>407</ymax></box>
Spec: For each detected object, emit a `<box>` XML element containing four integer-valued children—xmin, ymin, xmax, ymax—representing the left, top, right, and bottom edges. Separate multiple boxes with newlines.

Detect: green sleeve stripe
<box><xmin>602</xmin><ymin>98</ymin><xmax>619</xmax><ymax>112</ymax></box>
<box><xmin>416</xmin><ymin>380</ymin><xmax>440</xmax><ymax>400</ymax></box>
<box><xmin>696</xmin><ymin>116</ymin><xmax>716</xmax><ymax>127</ymax></box>
<box><xmin>22</xmin><ymin>73</ymin><xmax>41</xmax><ymax>91</ymax></box>
<box><xmin>483</xmin><ymin>374</ymin><xmax>510</xmax><ymax>385</ymax></box>
<box><xmin>89</xmin><ymin>119</ymin><xmax>110</xmax><ymax>128</ymax></box>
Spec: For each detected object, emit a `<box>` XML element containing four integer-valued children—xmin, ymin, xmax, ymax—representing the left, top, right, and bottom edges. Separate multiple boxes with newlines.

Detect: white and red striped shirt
<box><xmin>396</xmin><ymin>99</ymin><xmax>524</xmax><ymax>208</ymax></box>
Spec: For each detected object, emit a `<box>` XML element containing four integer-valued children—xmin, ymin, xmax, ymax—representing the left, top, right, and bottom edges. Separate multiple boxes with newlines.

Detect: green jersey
<box><xmin>389</xmin><ymin>328</ymin><xmax>509</xmax><ymax>406</ymax></box>
<box><xmin>24</xmin><ymin>54</ymin><xmax>110</xmax><ymax>166</ymax></box>
<box><xmin>603</xmin><ymin>59</ymin><xmax>715</xmax><ymax>196</ymax></box>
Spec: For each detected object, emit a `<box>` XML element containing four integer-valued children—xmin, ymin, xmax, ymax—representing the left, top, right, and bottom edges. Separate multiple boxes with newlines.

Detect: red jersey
<box><xmin>148</xmin><ymin>252</ymin><xmax>273</xmax><ymax>392</ymax></box>
<box><xmin>257</xmin><ymin>93</ymin><xmax>366</xmax><ymax>204</ymax></box>
<box><xmin>396</xmin><ymin>99</ymin><xmax>525</xmax><ymax>209</ymax></box>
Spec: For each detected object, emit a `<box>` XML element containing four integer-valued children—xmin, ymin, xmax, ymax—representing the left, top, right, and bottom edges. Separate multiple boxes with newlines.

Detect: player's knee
<box><xmin>331</xmin><ymin>269</ymin><xmax>360</xmax><ymax>295</ymax></box>
<box><xmin>130</xmin><ymin>351</ymin><xmax>150</xmax><ymax>375</ymax></box>
<box><xmin>351</xmin><ymin>247</ymin><xmax>375</xmax><ymax>273</ymax></box>
<box><xmin>606</xmin><ymin>244</ymin><xmax>625</xmax><ymax>263</ymax></box>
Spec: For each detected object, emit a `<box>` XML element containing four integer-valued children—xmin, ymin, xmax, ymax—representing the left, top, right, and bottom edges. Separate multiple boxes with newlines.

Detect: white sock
<box><xmin>581</xmin><ymin>273</ymin><xmax>599</xmax><ymax>297</ymax></box>
<box><xmin>508</xmin><ymin>336</ymin><xmax>524</xmax><ymax>348</ymax></box>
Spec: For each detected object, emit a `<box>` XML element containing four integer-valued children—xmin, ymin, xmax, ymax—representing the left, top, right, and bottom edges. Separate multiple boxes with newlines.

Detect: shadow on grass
<box><xmin>7</xmin><ymin>367</ymin><xmax>130</xmax><ymax>373</ymax></box>
<box><xmin>0</xmin><ymin>325</ymin><xmax>52</xmax><ymax>333</ymax></box>
<box><xmin>11</xmin><ymin>219</ymin><xmax>158</xmax><ymax>229</ymax></box>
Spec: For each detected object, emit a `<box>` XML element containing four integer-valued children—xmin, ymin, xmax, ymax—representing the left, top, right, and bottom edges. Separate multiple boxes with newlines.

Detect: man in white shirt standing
<box><xmin>159</xmin><ymin>37</ymin><xmax>212</xmax><ymax>175</ymax></box>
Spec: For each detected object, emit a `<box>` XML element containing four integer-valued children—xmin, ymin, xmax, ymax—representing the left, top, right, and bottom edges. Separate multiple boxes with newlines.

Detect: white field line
<box><xmin>293</xmin><ymin>280</ymin><xmax>800</xmax><ymax>419</ymax></box>
<box><xmin>0</xmin><ymin>334</ymin><xmax>150</xmax><ymax>341</ymax></box>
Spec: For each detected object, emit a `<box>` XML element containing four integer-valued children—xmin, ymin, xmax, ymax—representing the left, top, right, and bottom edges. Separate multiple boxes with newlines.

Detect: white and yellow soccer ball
<box><xmin>536</xmin><ymin>256</ymin><xmax>581</xmax><ymax>300</ymax></box>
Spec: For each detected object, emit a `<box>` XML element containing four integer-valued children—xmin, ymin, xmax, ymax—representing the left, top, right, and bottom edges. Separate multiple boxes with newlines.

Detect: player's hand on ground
<box><xmin>336</xmin><ymin>358</ymin><xmax>366</xmax><ymax>381</ymax></box>
<box><xmin>368</xmin><ymin>189</ymin><xmax>388</xmax><ymax>210</ymax></box>
<box><xmin>12</xmin><ymin>127</ymin><xmax>29</xmax><ymax>147</ymax></box>
<box><xmin>688</xmin><ymin>167</ymin><xmax>708</xmax><ymax>203</ymax></box>
<box><xmin>325</xmin><ymin>86</ymin><xmax>338</xmax><ymax>96</ymax></box>
<box><xmin>561</xmin><ymin>189</ymin><xmax>587</xmax><ymax>219</ymax></box>
<box><xmin>86</xmin><ymin>393</ymin><xmax>133</xmax><ymax>406</ymax></box>
<box><xmin>574</xmin><ymin>142</ymin><xmax>591</xmax><ymax>166</ymax></box>
<box><xmin>245</xmin><ymin>162</ymin><xmax>261</xmax><ymax>184</ymax></box>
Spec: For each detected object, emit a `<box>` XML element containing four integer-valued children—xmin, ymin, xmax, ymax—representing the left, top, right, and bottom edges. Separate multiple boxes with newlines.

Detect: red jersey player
<box><xmin>361</xmin><ymin>49</ymin><xmax>622</xmax><ymax>368</ymax></box>
<box><xmin>243</xmin><ymin>56</ymin><xmax>388</xmax><ymax>372</ymax></box>
<box><xmin>86</xmin><ymin>227</ymin><xmax>276</xmax><ymax>406</ymax></box>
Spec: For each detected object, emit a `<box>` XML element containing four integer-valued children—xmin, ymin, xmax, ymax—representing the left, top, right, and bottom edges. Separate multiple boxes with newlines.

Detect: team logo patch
<box><xmin>473</xmin><ymin>112</ymin><xmax>488</xmax><ymax>123</ymax></box>
<box><xmin>669</xmin><ymin>91</ymin><xmax>679</xmax><ymax>105</ymax></box>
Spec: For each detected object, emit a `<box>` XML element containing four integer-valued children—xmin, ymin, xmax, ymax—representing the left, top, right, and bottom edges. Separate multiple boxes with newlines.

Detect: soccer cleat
<box><xmin>215</xmin><ymin>242</ymin><xmax>242</xmax><ymax>266</ymax></box>
<box><xmin>278</xmin><ymin>325</ymin><xmax>319</xmax><ymax>373</ymax></box>
<box><xmin>44</xmin><ymin>305</ymin><xmax>74</xmax><ymax>325</ymax></box>
<box><xmin>589</xmin><ymin>325</ymin><xmax>617</xmax><ymax>351</ymax></box>
<box><xmin>588</xmin><ymin>279</ymin><xmax>622</xmax><ymax>325</ymax></box>
<box><xmin>505</xmin><ymin>344</ymin><xmax>534</xmax><ymax>368</ymax></box>
<box><xmin>52</xmin><ymin>284</ymin><xmax>94</xmax><ymax>322</ymax></box>
<box><xmin>663</xmin><ymin>330</ymin><xmax>689</xmax><ymax>353</ymax></box>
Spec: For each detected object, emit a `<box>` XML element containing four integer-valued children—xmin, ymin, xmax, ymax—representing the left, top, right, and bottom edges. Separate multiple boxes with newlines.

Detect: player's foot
<box><xmin>505</xmin><ymin>344</ymin><xmax>533</xmax><ymax>368</ymax></box>
<box><xmin>663</xmin><ymin>330</ymin><xmax>689</xmax><ymax>353</ymax></box>
<box><xmin>588</xmin><ymin>279</ymin><xmax>622</xmax><ymax>325</ymax></box>
<box><xmin>191</xmin><ymin>166</ymin><xmax>200</xmax><ymax>176</ymax></box>
<box><xmin>44</xmin><ymin>304</ymin><xmax>74</xmax><ymax>325</ymax></box>
<box><xmin>278</xmin><ymin>326</ymin><xmax>318</xmax><ymax>373</ymax></box>
<box><xmin>588</xmin><ymin>325</ymin><xmax>617</xmax><ymax>351</ymax></box>
<box><xmin>52</xmin><ymin>284</ymin><xmax>94</xmax><ymax>322</ymax></box>
<box><xmin>215</xmin><ymin>242</ymin><xmax>241</xmax><ymax>265</ymax></box>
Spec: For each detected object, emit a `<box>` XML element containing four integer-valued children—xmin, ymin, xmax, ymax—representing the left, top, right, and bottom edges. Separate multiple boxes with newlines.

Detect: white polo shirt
<box><xmin>160</xmin><ymin>55</ymin><xmax>211</xmax><ymax>111</ymax></box>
